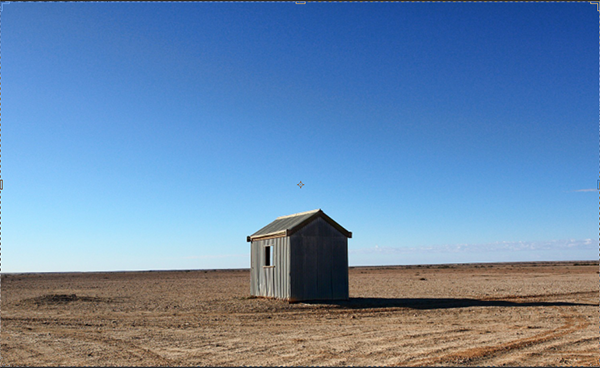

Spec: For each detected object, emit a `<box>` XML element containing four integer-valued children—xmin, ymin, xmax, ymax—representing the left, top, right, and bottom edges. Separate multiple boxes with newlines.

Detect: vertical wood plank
<box><xmin>290</xmin><ymin>234</ymin><xmax>302</xmax><ymax>301</ymax></box>
<box><xmin>317</xmin><ymin>235</ymin><xmax>332</xmax><ymax>300</ymax></box>
<box><xmin>285</xmin><ymin>237</ymin><xmax>290</xmax><ymax>299</ymax></box>
<box><xmin>304</xmin><ymin>237</ymin><xmax>319</xmax><ymax>300</ymax></box>
<box><xmin>276</xmin><ymin>237</ymin><xmax>282</xmax><ymax>298</ymax></box>
<box><xmin>331</xmin><ymin>238</ymin><xmax>349</xmax><ymax>300</ymax></box>
<box><xmin>250</xmin><ymin>242</ymin><xmax>254</xmax><ymax>296</ymax></box>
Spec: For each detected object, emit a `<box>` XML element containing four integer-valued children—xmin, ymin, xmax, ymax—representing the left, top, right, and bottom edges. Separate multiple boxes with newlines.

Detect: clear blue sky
<box><xmin>4</xmin><ymin>2</ymin><xmax>598</xmax><ymax>272</ymax></box>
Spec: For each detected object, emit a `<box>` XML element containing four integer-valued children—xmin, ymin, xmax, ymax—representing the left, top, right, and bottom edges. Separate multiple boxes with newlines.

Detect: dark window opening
<box><xmin>264</xmin><ymin>245</ymin><xmax>273</xmax><ymax>266</ymax></box>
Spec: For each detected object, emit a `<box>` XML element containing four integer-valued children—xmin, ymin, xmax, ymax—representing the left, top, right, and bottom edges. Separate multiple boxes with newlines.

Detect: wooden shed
<box><xmin>247</xmin><ymin>209</ymin><xmax>352</xmax><ymax>302</ymax></box>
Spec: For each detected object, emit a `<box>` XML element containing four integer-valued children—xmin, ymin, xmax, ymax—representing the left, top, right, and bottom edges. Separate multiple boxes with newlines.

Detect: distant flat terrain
<box><xmin>2</xmin><ymin>261</ymin><xmax>598</xmax><ymax>366</ymax></box>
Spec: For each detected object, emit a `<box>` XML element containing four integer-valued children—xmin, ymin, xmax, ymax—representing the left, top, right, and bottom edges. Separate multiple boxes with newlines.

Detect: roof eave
<box><xmin>247</xmin><ymin>230</ymin><xmax>287</xmax><ymax>242</ymax></box>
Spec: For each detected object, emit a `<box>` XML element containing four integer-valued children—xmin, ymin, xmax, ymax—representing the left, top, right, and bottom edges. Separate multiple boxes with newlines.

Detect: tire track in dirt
<box><xmin>2</xmin><ymin>340</ymin><xmax>50</xmax><ymax>365</ymax></box>
<box><xmin>278</xmin><ymin>318</ymin><xmax>479</xmax><ymax>366</ymax></box>
<box><xmin>512</xmin><ymin>335</ymin><xmax>600</xmax><ymax>366</ymax></box>
<box><xmin>45</xmin><ymin>327</ymin><xmax>179</xmax><ymax>366</ymax></box>
<box><xmin>480</xmin><ymin>290</ymin><xmax>598</xmax><ymax>301</ymax></box>
<box><xmin>401</xmin><ymin>306</ymin><xmax>591</xmax><ymax>366</ymax></box>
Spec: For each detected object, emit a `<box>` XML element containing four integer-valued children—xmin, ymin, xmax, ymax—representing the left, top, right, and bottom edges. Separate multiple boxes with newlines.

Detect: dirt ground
<box><xmin>1</xmin><ymin>261</ymin><xmax>598</xmax><ymax>366</ymax></box>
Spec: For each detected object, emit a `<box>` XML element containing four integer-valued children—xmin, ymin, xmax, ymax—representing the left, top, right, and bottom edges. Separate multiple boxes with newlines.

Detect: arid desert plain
<box><xmin>1</xmin><ymin>261</ymin><xmax>598</xmax><ymax>366</ymax></box>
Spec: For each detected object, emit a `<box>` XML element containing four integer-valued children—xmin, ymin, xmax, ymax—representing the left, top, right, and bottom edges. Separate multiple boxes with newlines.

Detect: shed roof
<box><xmin>247</xmin><ymin>209</ymin><xmax>352</xmax><ymax>242</ymax></box>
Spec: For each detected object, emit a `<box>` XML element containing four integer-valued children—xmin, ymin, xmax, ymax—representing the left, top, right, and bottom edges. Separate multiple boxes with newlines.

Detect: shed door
<box><xmin>261</xmin><ymin>266</ymin><xmax>275</xmax><ymax>297</ymax></box>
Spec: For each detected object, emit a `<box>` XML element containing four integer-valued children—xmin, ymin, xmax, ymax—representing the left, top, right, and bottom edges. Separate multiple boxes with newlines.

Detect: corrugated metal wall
<box><xmin>289</xmin><ymin>217</ymin><xmax>349</xmax><ymax>301</ymax></box>
<box><xmin>250</xmin><ymin>236</ymin><xmax>290</xmax><ymax>299</ymax></box>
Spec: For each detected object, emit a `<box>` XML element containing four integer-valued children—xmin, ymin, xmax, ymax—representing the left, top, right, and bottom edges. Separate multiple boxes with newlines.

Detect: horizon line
<box><xmin>3</xmin><ymin>259</ymin><xmax>598</xmax><ymax>275</ymax></box>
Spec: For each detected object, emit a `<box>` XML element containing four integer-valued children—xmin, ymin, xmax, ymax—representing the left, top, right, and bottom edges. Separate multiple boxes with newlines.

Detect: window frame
<box><xmin>263</xmin><ymin>245</ymin><xmax>274</xmax><ymax>268</ymax></box>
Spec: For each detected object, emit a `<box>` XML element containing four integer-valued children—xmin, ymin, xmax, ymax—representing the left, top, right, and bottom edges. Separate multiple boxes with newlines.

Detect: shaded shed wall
<box><xmin>289</xmin><ymin>217</ymin><xmax>349</xmax><ymax>301</ymax></box>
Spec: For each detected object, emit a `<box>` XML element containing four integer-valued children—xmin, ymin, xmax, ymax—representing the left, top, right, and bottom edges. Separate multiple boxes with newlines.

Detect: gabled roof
<box><xmin>247</xmin><ymin>209</ymin><xmax>352</xmax><ymax>242</ymax></box>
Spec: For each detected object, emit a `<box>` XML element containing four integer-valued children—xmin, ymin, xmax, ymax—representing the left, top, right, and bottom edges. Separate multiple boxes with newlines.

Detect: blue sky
<box><xmin>3</xmin><ymin>2</ymin><xmax>598</xmax><ymax>272</ymax></box>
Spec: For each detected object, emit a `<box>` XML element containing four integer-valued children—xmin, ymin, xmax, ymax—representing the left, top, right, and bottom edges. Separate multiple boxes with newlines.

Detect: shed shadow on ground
<box><xmin>301</xmin><ymin>297</ymin><xmax>597</xmax><ymax>310</ymax></box>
